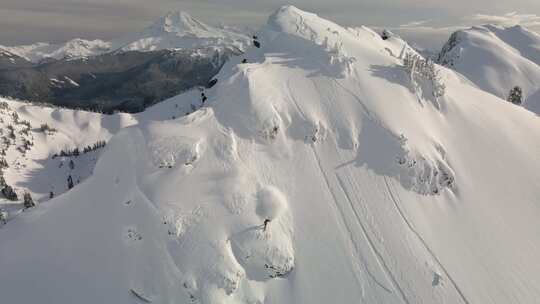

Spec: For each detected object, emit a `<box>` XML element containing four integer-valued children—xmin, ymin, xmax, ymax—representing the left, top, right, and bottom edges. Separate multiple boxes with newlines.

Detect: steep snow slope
<box><xmin>1</xmin><ymin>6</ymin><xmax>540</xmax><ymax>304</ymax></box>
<box><xmin>0</xmin><ymin>88</ymin><xmax>202</xmax><ymax>199</ymax></box>
<box><xmin>0</xmin><ymin>99</ymin><xmax>134</xmax><ymax>203</ymax></box>
<box><xmin>0</xmin><ymin>89</ymin><xmax>205</xmax><ymax>219</ymax></box>
<box><xmin>438</xmin><ymin>24</ymin><xmax>540</xmax><ymax>111</ymax></box>
<box><xmin>0</xmin><ymin>11</ymin><xmax>249</xmax><ymax>63</ymax></box>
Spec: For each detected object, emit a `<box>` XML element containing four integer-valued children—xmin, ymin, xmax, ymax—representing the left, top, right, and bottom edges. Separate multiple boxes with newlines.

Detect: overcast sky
<box><xmin>1</xmin><ymin>0</ymin><xmax>539</xmax><ymax>50</ymax></box>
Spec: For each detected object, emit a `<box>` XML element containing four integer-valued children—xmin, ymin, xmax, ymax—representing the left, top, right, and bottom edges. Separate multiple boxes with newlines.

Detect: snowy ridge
<box><xmin>438</xmin><ymin>24</ymin><xmax>540</xmax><ymax>112</ymax></box>
<box><xmin>0</xmin><ymin>39</ymin><xmax>112</xmax><ymax>63</ymax></box>
<box><xmin>1</xmin><ymin>6</ymin><xmax>540</xmax><ymax>304</ymax></box>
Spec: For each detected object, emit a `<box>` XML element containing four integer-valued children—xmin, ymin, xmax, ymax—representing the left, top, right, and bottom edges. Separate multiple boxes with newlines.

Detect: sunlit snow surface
<box><xmin>1</xmin><ymin>6</ymin><xmax>540</xmax><ymax>304</ymax></box>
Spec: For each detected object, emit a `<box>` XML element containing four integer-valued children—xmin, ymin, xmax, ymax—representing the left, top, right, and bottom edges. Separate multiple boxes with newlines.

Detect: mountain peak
<box><xmin>149</xmin><ymin>10</ymin><xmax>210</xmax><ymax>34</ymax></box>
<box><xmin>267</xmin><ymin>5</ymin><xmax>317</xmax><ymax>28</ymax></box>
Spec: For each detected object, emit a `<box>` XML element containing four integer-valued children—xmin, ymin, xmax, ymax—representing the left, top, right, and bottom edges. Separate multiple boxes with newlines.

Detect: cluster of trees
<box><xmin>18</xmin><ymin>138</ymin><xmax>33</xmax><ymax>154</ymax></box>
<box><xmin>0</xmin><ymin>175</ymin><xmax>17</xmax><ymax>201</ymax></box>
<box><xmin>403</xmin><ymin>53</ymin><xmax>446</xmax><ymax>98</ymax></box>
<box><xmin>40</xmin><ymin>123</ymin><xmax>57</xmax><ymax>133</ymax></box>
<box><xmin>253</xmin><ymin>35</ymin><xmax>261</xmax><ymax>48</ymax></box>
<box><xmin>0</xmin><ymin>158</ymin><xmax>8</xmax><ymax>169</ymax></box>
<box><xmin>82</xmin><ymin>140</ymin><xmax>106</xmax><ymax>153</ymax></box>
<box><xmin>51</xmin><ymin>140</ymin><xmax>106</xmax><ymax>159</ymax></box>
<box><xmin>6</xmin><ymin>124</ymin><xmax>15</xmax><ymax>139</ymax></box>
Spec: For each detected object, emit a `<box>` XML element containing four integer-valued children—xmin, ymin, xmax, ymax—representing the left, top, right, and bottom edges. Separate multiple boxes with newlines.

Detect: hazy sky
<box><xmin>1</xmin><ymin>0</ymin><xmax>539</xmax><ymax>50</ymax></box>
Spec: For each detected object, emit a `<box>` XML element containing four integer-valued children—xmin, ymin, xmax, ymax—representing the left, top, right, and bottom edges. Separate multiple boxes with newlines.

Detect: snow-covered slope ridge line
<box><xmin>0</xmin><ymin>11</ymin><xmax>250</xmax><ymax>63</ymax></box>
<box><xmin>438</xmin><ymin>24</ymin><xmax>540</xmax><ymax>112</ymax></box>
<box><xmin>1</xmin><ymin>5</ymin><xmax>540</xmax><ymax>304</ymax></box>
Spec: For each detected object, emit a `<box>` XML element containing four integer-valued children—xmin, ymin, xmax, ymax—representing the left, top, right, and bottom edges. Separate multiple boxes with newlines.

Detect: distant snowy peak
<box><xmin>148</xmin><ymin>10</ymin><xmax>214</xmax><ymax>36</ymax></box>
<box><xmin>115</xmin><ymin>11</ymin><xmax>250</xmax><ymax>52</ymax></box>
<box><xmin>438</xmin><ymin>24</ymin><xmax>540</xmax><ymax>108</ymax></box>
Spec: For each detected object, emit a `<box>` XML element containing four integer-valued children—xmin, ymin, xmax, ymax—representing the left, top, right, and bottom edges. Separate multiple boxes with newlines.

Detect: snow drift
<box><xmin>1</xmin><ymin>6</ymin><xmax>540</xmax><ymax>304</ymax></box>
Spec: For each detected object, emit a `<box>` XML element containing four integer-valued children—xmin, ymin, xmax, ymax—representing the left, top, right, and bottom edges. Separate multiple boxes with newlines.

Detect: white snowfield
<box><xmin>0</xmin><ymin>11</ymin><xmax>250</xmax><ymax>63</ymax></box>
<box><xmin>1</xmin><ymin>6</ymin><xmax>540</xmax><ymax>304</ymax></box>
<box><xmin>438</xmin><ymin>24</ymin><xmax>540</xmax><ymax>113</ymax></box>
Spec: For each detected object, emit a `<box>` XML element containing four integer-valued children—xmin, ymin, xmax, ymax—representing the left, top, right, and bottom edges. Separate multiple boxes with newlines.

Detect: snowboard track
<box><xmin>383</xmin><ymin>176</ymin><xmax>471</xmax><ymax>304</ymax></box>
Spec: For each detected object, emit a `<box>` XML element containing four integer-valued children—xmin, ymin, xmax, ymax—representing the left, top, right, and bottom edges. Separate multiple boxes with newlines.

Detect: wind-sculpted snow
<box><xmin>355</xmin><ymin>119</ymin><xmax>455</xmax><ymax>195</ymax></box>
<box><xmin>438</xmin><ymin>24</ymin><xmax>540</xmax><ymax>112</ymax></box>
<box><xmin>1</xmin><ymin>6</ymin><xmax>540</xmax><ymax>304</ymax></box>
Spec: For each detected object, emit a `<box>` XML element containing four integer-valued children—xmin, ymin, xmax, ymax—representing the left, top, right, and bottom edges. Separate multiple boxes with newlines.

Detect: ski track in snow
<box><xmin>334</xmin><ymin>172</ymin><xmax>410</xmax><ymax>304</ymax></box>
<box><xmin>286</xmin><ymin>77</ymin><xmax>377</xmax><ymax>298</ymax></box>
<box><xmin>383</xmin><ymin>176</ymin><xmax>470</xmax><ymax>304</ymax></box>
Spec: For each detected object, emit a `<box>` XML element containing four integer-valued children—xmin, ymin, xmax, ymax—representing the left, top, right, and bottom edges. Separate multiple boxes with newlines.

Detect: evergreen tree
<box><xmin>507</xmin><ymin>86</ymin><xmax>523</xmax><ymax>105</ymax></box>
<box><xmin>1</xmin><ymin>185</ymin><xmax>17</xmax><ymax>201</ymax></box>
<box><xmin>23</xmin><ymin>192</ymin><xmax>35</xmax><ymax>209</ymax></box>
<box><xmin>0</xmin><ymin>209</ymin><xmax>6</xmax><ymax>224</ymax></box>
<box><xmin>381</xmin><ymin>30</ymin><xmax>390</xmax><ymax>40</ymax></box>
<box><xmin>67</xmin><ymin>175</ymin><xmax>74</xmax><ymax>189</ymax></box>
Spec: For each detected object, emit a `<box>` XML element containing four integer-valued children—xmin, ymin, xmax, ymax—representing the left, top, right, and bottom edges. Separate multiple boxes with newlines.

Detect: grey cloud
<box><xmin>0</xmin><ymin>0</ymin><xmax>538</xmax><ymax>48</ymax></box>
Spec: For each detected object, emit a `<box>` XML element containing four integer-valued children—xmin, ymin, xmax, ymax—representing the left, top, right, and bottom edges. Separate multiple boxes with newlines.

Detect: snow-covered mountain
<box><xmin>0</xmin><ymin>11</ymin><xmax>249</xmax><ymax>63</ymax></box>
<box><xmin>112</xmin><ymin>10</ymin><xmax>250</xmax><ymax>52</ymax></box>
<box><xmin>1</xmin><ymin>6</ymin><xmax>540</xmax><ymax>304</ymax></box>
<box><xmin>0</xmin><ymin>39</ymin><xmax>112</xmax><ymax>63</ymax></box>
<box><xmin>438</xmin><ymin>24</ymin><xmax>540</xmax><ymax>113</ymax></box>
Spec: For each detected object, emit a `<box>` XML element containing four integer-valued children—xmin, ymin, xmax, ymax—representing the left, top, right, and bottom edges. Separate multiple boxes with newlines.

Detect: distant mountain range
<box><xmin>0</xmin><ymin>10</ymin><xmax>250</xmax><ymax>63</ymax></box>
<box><xmin>0</xmin><ymin>11</ymin><xmax>251</xmax><ymax>112</ymax></box>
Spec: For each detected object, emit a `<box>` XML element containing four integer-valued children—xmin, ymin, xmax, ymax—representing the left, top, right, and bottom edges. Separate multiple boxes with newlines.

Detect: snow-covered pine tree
<box><xmin>507</xmin><ymin>86</ymin><xmax>523</xmax><ymax>105</ymax></box>
<box><xmin>23</xmin><ymin>192</ymin><xmax>35</xmax><ymax>209</ymax></box>
<box><xmin>67</xmin><ymin>175</ymin><xmax>74</xmax><ymax>189</ymax></box>
<box><xmin>1</xmin><ymin>185</ymin><xmax>17</xmax><ymax>201</ymax></box>
<box><xmin>403</xmin><ymin>53</ymin><xmax>446</xmax><ymax>98</ymax></box>
<box><xmin>381</xmin><ymin>30</ymin><xmax>390</xmax><ymax>40</ymax></box>
<box><xmin>0</xmin><ymin>209</ymin><xmax>6</xmax><ymax>225</ymax></box>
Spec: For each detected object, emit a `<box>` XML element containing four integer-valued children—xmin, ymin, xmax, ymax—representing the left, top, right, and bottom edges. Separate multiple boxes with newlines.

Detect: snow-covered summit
<box><xmin>114</xmin><ymin>10</ymin><xmax>250</xmax><ymax>52</ymax></box>
<box><xmin>148</xmin><ymin>10</ymin><xmax>216</xmax><ymax>36</ymax></box>
<box><xmin>1</xmin><ymin>6</ymin><xmax>540</xmax><ymax>304</ymax></box>
<box><xmin>438</xmin><ymin>24</ymin><xmax>540</xmax><ymax>112</ymax></box>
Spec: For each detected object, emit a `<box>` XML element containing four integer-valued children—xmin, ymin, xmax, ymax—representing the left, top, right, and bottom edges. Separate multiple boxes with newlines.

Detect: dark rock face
<box><xmin>0</xmin><ymin>47</ymin><xmax>238</xmax><ymax>113</ymax></box>
<box><xmin>436</xmin><ymin>31</ymin><xmax>462</xmax><ymax>67</ymax></box>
